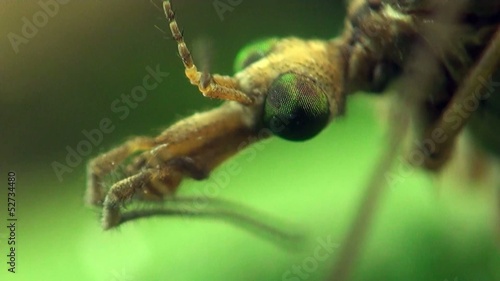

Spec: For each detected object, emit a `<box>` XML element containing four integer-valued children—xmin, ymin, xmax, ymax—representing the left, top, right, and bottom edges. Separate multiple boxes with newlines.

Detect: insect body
<box><xmin>86</xmin><ymin>0</ymin><xmax>500</xmax><ymax>278</ymax></box>
<box><xmin>86</xmin><ymin>1</ymin><xmax>351</xmax><ymax>230</ymax></box>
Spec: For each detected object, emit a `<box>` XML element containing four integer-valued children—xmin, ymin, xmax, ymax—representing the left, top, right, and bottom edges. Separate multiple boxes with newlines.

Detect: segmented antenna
<box><xmin>163</xmin><ymin>1</ymin><xmax>254</xmax><ymax>105</ymax></box>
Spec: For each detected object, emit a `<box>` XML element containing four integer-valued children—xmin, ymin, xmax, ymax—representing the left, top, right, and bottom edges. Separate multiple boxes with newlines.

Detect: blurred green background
<box><xmin>0</xmin><ymin>0</ymin><xmax>499</xmax><ymax>280</ymax></box>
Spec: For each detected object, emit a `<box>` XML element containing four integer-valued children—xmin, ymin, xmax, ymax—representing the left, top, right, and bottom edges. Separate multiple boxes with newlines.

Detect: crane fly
<box><xmin>86</xmin><ymin>0</ymin><xmax>500</xmax><ymax>279</ymax></box>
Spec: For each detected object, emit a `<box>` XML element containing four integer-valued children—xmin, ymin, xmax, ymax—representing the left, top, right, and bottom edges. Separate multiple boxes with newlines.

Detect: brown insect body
<box><xmin>86</xmin><ymin>0</ymin><xmax>500</xmax><ymax>259</ymax></box>
<box><xmin>236</xmin><ymin>38</ymin><xmax>347</xmax><ymax>120</ymax></box>
<box><xmin>344</xmin><ymin>0</ymin><xmax>500</xmax><ymax>169</ymax></box>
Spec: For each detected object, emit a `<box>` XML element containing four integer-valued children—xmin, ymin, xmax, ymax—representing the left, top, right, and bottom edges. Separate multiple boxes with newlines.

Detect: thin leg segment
<box><xmin>86</xmin><ymin>137</ymin><xmax>156</xmax><ymax>206</ymax></box>
<box><xmin>98</xmin><ymin>102</ymin><xmax>264</xmax><ymax>229</ymax></box>
<box><xmin>420</xmin><ymin>27</ymin><xmax>500</xmax><ymax>170</ymax></box>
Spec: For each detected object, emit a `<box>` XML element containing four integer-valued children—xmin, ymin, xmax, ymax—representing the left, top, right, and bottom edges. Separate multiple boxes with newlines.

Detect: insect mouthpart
<box><xmin>263</xmin><ymin>72</ymin><xmax>330</xmax><ymax>141</ymax></box>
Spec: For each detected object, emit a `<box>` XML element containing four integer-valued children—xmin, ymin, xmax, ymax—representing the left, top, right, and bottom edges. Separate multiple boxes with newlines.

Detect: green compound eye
<box><xmin>233</xmin><ymin>38</ymin><xmax>278</xmax><ymax>73</ymax></box>
<box><xmin>263</xmin><ymin>73</ymin><xmax>330</xmax><ymax>141</ymax></box>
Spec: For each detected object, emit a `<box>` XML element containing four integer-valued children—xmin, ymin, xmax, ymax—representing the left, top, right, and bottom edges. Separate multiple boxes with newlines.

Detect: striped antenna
<box><xmin>163</xmin><ymin>1</ymin><xmax>254</xmax><ymax>105</ymax></box>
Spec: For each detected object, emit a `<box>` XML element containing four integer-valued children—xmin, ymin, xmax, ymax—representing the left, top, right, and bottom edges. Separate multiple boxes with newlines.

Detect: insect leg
<box><xmin>329</xmin><ymin>89</ymin><xmax>411</xmax><ymax>281</ymax></box>
<box><xmin>118</xmin><ymin>196</ymin><xmax>305</xmax><ymax>250</ymax></box>
<box><xmin>101</xmin><ymin>165</ymin><xmax>177</xmax><ymax>229</ymax></box>
<box><xmin>163</xmin><ymin>0</ymin><xmax>254</xmax><ymax>105</ymax></box>
<box><xmin>331</xmin><ymin>2</ymin><xmax>470</xmax><ymax>280</ymax></box>
<box><xmin>101</xmin><ymin>169</ymin><xmax>152</xmax><ymax>229</ymax></box>
<box><xmin>420</xmin><ymin>27</ymin><xmax>500</xmax><ymax>170</ymax></box>
<box><xmin>86</xmin><ymin>137</ymin><xmax>156</xmax><ymax>206</ymax></box>
<box><xmin>101</xmin><ymin>157</ymin><xmax>196</xmax><ymax>229</ymax></box>
<box><xmin>100</xmin><ymin>101</ymin><xmax>263</xmax><ymax>228</ymax></box>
